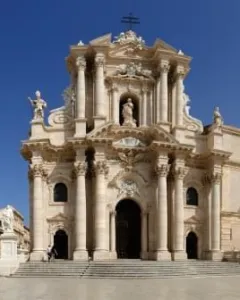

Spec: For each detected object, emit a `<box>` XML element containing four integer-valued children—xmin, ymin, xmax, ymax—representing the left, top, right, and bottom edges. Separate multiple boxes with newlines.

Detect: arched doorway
<box><xmin>186</xmin><ymin>232</ymin><xmax>198</xmax><ymax>259</ymax></box>
<box><xmin>54</xmin><ymin>229</ymin><xmax>68</xmax><ymax>259</ymax></box>
<box><xmin>116</xmin><ymin>199</ymin><xmax>141</xmax><ymax>259</ymax></box>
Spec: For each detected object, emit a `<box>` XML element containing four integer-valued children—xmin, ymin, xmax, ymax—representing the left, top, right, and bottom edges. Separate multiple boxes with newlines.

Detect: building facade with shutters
<box><xmin>21</xmin><ymin>30</ymin><xmax>240</xmax><ymax>261</ymax></box>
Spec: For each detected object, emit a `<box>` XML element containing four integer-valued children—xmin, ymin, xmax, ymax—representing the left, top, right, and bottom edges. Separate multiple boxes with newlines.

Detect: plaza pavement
<box><xmin>0</xmin><ymin>275</ymin><xmax>240</xmax><ymax>300</ymax></box>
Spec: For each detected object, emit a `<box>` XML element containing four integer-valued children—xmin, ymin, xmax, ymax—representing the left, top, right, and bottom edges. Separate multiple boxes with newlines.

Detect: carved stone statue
<box><xmin>2</xmin><ymin>205</ymin><xmax>14</xmax><ymax>233</ymax></box>
<box><xmin>213</xmin><ymin>106</ymin><xmax>223</xmax><ymax>127</ymax></box>
<box><xmin>115</xmin><ymin>62</ymin><xmax>153</xmax><ymax>79</ymax></box>
<box><xmin>122</xmin><ymin>98</ymin><xmax>136</xmax><ymax>127</ymax></box>
<box><xmin>28</xmin><ymin>90</ymin><xmax>47</xmax><ymax>120</ymax></box>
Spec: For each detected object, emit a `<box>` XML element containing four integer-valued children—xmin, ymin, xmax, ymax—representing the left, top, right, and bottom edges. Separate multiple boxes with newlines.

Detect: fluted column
<box><xmin>172</xmin><ymin>163</ymin><xmax>188</xmax><ymax>260</ymax></box>
<box><xmin>141</xmin><ymin>211</ymin><xmax>148</xmax><ymax>259</ymax></box>
<box><xmin>154</xmin><ymin>163</ymin><xmax>171</xmax><ymax>260</ymax></box>
<box><xmin>160</xmin><ymin>61</ymin><xmax>170</xmax><ymax>123</ymax></box>
<box><xmin>210</xmin><ymin>171</ymin><xmax>222</xmax><ymax>260</ymax></box>
<box><xmin>30</xmin><ymin>164</ymin><xmax>44</xmax><ymax>261</ymax></box>
<box><xmin>141</xmin><ymin>87</ymin><xmax>148</xmax><ymax>126</ymax></box>
<box><xmin>110</xmin><ymin>211</ymin><xmax>116</xmax><ymax>253</ymax></box>
<box><xmin>175</xmin><ymin>66</ymin><xmax>185</xmax><ymax>126</ymax></box>
<box><xmin>73</xmin><ymin>161</ymin><xmax>88</xmax><ymax>260</ymax></box>
<box><xmin>111</xmin><ymin>84</ymin><xmax>119</xmax><ymax>124</ymax></box>
<box><xmin>95</xmin><ymin>53</ymin><xmax>105</xmax><ymax>117</ymax></box>
<box><xmin>76</xmin><ymin>56</ymin><xmax>86</xmax><ymax>119</ymax></box>
<box><xmin>93</xmin><ymin>160</ymin><xmax>109</xmax><ymax>260</ymax></box>
<box><xmin>155</xmin><ymin>77</ymin><xmax>161</xmax><ymax>123</ymax></box>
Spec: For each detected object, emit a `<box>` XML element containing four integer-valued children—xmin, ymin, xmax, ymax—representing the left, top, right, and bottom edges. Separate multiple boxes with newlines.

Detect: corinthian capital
<box><xmin>173</xmin><ymin>166</ymin><xmax>188</xmax><ymax>180</ymax></box>
<box><xmin>74</xmin><ymin>161</ymin><xmax>87</xmax><ymax>176</ymax></box>
<box><xmin>94</xmin><ymin>160</ymin><xmax>109</xmax><ymax>176</ymax></box>
<box><xmin>95</xmin><ymin>53</ymin><xmax>105</xmax><ymax>67</ymax></box>
<box><xmin>211</xmin><ymin>172</ymin><xmax>222</xmax><ymax>184</ymax></box>
<box><xmin>76</xmin><ymin>56</ymin><xmax>86</xmax><ymax>70</ymax></box>
<box><xmin>155</xmin><ymin>164</ymin><xmax>170</xmax><ymax>177</ymax></box>
<box><xmin>30</xmin><ymin>164</ymin><xmax>43</xmax><ymax>177</ymax></box>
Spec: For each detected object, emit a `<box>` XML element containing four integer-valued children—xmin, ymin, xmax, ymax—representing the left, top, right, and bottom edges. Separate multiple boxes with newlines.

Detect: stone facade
<box><xmin>21</xmin><ymin>30</ymin><xmax>240</xmax><ymax>261</ymax></box>
<box><xmin>0</xmin><ymin>206</ymin><xmax>30</xmax><ymax>252</ymax></box>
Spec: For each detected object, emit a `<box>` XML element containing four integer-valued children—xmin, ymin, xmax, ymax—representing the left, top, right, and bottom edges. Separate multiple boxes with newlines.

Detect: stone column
<box><xmin>172</xmin><ymin>163</ymin><xmax>188</xmax><ymax>260</ymax></box>
<box><xmin>30</xmin><ymin>164</ymin><xmax>44</xmax><ymax>261</ymax></box>
<box><xmin>160</xmin><ymin>61</ymin><xmax>170</xmax><ymax>123</ymax></box>
<box><xmin>210</xmin><ymin>171</ymin><xmax>222</xmax><ymax>260</ymax></box>
<box><xmin>93</xmin><ymin>160</ymin><xmax>109</xmax><ymax>260</ymax></box>
<box><xmin>110</xmin><ymin>211</ymin><xmax>117</xmax><ymax>258</ymax></box>
<box><xmin>73</xmin><ymin>160</ymin><xmax>88</xmax><ymax>260</ymax></box>
<box><xmin>111</xmin><ymin>84</ymin><xmax>119</xmax><ymax>124</ymax></box>
<box><xmin>154</xmin><ymin>162</ymin><xmax>171</xmax><ymax>260</ymax></box>
<box><xmin>156</xmin><ymin>77</ymin><xmax>161</xmax><ymax>123</ymax></box>
<box><xmin>76</xmin><ymin>56</ymin><xmax>86</xmax><ymax>119</ymax></box>
<box><xmin>95</xmin><ymin>53</ymin><xmax>105</xmax><ymax>117</ymax></box>
<box><xmin>141</xmin><ymin>211</ymin><xmax>148</xmax><ymax>259</ymax></box>
<box><xmin>141</xmin><ymin>87</ymin><xmax>148</xmax><ymax>126</ymax></box>
<box><xmin>175</xmin><ymin>66</ymin><xmax>185</xmax><ymax>127</ymax></box>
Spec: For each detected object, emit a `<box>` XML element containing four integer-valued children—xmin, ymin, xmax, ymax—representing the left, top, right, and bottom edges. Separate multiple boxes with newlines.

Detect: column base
<box><xmin>154</xmin><ymin>250</ymin><xmax>171</xmax><ymax>261</ymax></box>
<box><xmin>206</xmin><ymin>250</ymin><xmax>223</xmax><ymax>261</ymax></box>
<box><xmin>109</xmin><ymin>251</ymin><xmax>117</xmax><ymax>259</ymax></box>
<box><xmin>172</xmin><ymin>126</ymin><xmax>186</xmax><ymax>141</ymax></box>
<box><xmin>156</xmin><ymin>121</ymin><xmax>171</xmax><ymax>132</ymax></box>
<box><xmin>93</xmin><ymin>250</ymin><xmax>109</xmax><ymax>261</ymax></box>
<box><xmin>93</xmin><ymin>116</ymin><xmax>106</xmax><ymax>128</ymax></box>
<box><xmin>73</xmin><ymin>250</ymin><xmax>89</xmax><ymax>261</ymax></box>
<box><xmin>74</xmin><ymin>118</ymin><xmax>87</xmax><ymax>137</ymax></box>
<box><xmin>172</xmin><ymin>251</ymin><xmax>187</xmax><ymax>261</ymax></box>
<box><xmin>30</xmin><ymin>250</ymin><xmax>45</xmax><ymax>261</ymax></box>
<box><xmin>141</xmin><ymin>251</ymin><xmax>149</xmax><ymax>260</ymax></box>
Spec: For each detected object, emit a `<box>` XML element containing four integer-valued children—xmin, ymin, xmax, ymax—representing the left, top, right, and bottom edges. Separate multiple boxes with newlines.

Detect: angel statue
<box><xmin>28</xmin><ymin>90</ymin><xmax>47</xmax><ymax>120</ymax></box>
<box><xmin>2</xmin><ymin>205</ymin><xmax>14</xmax><ymax>233</ymax></box>
<box><xmin>122</xmin><ymin>98</ymin><xmax>136</xmax><ymax>127</ymax></box>
<box><xmin>213</xmin><ymin>106</ymin><xmax>223</xmax><ymax>127</ymax></box>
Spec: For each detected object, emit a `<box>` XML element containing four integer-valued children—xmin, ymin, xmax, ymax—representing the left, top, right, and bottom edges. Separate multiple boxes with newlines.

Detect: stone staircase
<box><xmin>12</xmin><ymin>260</ymin><xmax>240</xmax><ymax>279</ymax></box>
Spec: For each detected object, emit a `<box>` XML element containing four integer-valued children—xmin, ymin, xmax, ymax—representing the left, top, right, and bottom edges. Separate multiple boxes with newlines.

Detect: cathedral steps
<box><xmin>11</xmin><ymin>260</ymin><xmax>240</xmax><ymax>278</ymax></box>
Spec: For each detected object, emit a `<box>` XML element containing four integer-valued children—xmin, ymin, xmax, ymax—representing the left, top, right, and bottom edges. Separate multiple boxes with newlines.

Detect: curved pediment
<box><xmin>86</xmin><ymin>123</ymin><xmax>179</xmax><ymax>146</ymax></box>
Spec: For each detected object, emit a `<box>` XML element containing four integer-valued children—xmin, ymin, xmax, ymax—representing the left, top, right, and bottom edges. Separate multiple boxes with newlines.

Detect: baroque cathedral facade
<box><xmin>21</xmin><ymin>30</ymin><xmax>240</xmax><ymax>261</ymax></box>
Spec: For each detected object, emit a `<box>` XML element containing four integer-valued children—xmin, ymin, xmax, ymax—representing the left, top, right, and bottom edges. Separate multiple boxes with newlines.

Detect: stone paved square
<box><xmin>0</xmin><ymin>276</ymin><xmax>240</xmax><ymax>300</ymax></box>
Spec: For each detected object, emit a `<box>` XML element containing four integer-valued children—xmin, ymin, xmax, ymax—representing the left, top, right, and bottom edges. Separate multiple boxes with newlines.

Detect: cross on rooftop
<box><xmin>121</xmin><ymin>13</ymin><xmax>140</xmax><ymax>31</ymax></box>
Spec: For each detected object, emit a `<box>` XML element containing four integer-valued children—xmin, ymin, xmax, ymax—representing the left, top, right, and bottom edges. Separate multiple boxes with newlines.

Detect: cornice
<box><xmin>221</xmin><ymin>211</ymin><xmax>240</xmax><ymax>219</ymax></box>
<box><xmin>222</xmin><ymin>125</ymin><xmax>240</xmax><ymax>137</ymax></box>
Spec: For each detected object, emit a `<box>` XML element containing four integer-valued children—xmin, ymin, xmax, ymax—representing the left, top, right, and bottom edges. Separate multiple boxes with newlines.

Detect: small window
<box><xmin>54</xmin><ymin>183</ymin><xmax>68</xmax><ymax>202</ymax></box>
<box><xmin>186</xmin><ymin>187</ymin><xmax>198</xmax><ymax>206</ymax></box>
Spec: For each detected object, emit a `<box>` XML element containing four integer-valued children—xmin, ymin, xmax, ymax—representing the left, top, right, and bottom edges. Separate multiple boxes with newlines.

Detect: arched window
<box><xmin>54</xmin><ymin>183</ymin><xmax>68</xmax><ymax>202</ymax></box>
<box><xmin>186</xmin><ymin>187</ymin><xmax>198</xmax><ymax>206</ymax></box>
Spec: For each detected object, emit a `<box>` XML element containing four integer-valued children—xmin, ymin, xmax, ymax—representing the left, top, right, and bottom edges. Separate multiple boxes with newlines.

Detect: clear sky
<box><xmin>0</xmin><ymin>0</ymin><xmax>239</xmax><ymax>224</ymax></box>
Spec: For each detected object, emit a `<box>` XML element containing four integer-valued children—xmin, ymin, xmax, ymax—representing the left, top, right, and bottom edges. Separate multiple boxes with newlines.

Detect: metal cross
<box><xmin>121</xmin><ymin>13</ymin><xmax>140</xmax><ymax>31</ymax></box>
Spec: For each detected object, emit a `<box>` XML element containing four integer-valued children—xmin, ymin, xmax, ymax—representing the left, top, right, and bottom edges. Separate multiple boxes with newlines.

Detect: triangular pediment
<box><xmin>89</xmin><ymin>33</ymin><xmax>112</xmax><ymax>46</ymax></box>
<box><xmin>108</xmin><ymin>43</ymin><xmax>149</xmax><ymax>59</ymax></box>
<box><xmin>47</xmin><ymin>213</ymin><xmax>67</xmax><ymax>222</ymax></box>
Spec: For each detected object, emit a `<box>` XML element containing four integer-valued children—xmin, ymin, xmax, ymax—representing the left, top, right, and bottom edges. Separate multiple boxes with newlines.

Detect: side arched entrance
<box><xmin>116</xmin><ymin>199</ymin><xmax>141</xmax><ymax>259</ymax></box>
<box><xmin>186</xmin><ymin>232</ymin><xmax>198</xmax><ymax>259</ymax></box>
<box><xmin>54</xmin><ymin>229</ymin><xmax>68</xmax><ymax>259</ymax></box>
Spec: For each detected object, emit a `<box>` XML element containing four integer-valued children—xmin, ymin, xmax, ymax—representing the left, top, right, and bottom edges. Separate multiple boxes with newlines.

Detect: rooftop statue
<box><xmin>28</xmin><ymin>90</ymin><xmax>47</xmax><ymax>120</ymax></box>
<box><xmin>2</xmin><ymin>205</ymin><xmax>14</xmax><ymax>233</ymax></box>
<box><xmin>213</xmin><ymin>106</ymin><xmax>223</xmax><ymax>127</ymax></box>
<box><xmin>122</xmin><ymin>98</ymin><xmax>136</xmax><ymax>127</ymax></box>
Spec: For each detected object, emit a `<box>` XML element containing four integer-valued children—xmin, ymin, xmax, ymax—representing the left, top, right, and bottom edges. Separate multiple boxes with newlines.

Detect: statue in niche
<box><xmin>122</xmin><ymin>98</ymin><xmax>136</xmax><ymax>127</ymax></box>
<box><xmin>28</xmin><ymin>90</ymin><xmax>47</xmax><ymax>120</ymax></box>
<box><xmin>213</xmin><ymin>106</ymin><xmax>223</xmax><ymax>127</ymax></box>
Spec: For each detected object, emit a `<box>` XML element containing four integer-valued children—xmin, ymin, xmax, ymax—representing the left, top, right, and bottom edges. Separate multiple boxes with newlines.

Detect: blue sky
<box><xmin>0</xmin><ymin>0</ymin><xmax>239</xmax><ymax>224</ymax></box>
